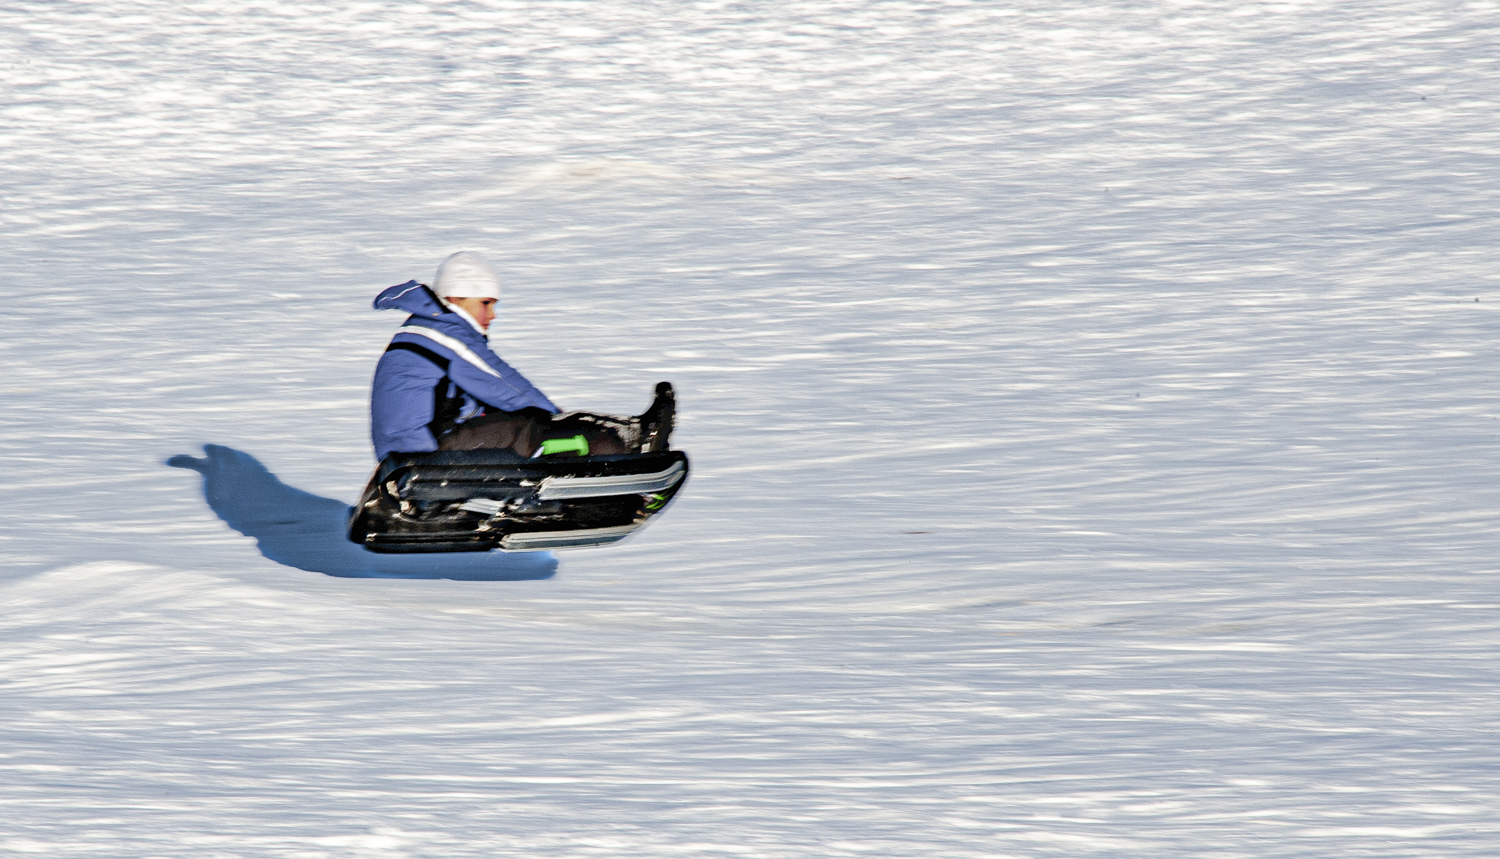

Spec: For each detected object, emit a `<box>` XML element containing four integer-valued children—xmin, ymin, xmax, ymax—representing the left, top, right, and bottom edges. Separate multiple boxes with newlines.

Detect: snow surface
<box><xmin>3</xmin><ymin>0</ymin><xmax>1500</xmax><ymax>855</ymax></box>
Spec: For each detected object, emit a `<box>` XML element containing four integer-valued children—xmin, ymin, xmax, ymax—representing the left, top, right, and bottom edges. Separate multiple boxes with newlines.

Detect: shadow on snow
<box><xmin>168</xmin><ymin>444</ymin><xmax>557</xmax><ymax>581</ymax></box>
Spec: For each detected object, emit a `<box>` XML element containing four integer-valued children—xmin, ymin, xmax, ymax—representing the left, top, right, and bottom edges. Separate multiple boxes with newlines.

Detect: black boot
<box><xmin>637</xmin><ymin>381</ymin><xmax>675</xmax><ymax>453</ymax></box>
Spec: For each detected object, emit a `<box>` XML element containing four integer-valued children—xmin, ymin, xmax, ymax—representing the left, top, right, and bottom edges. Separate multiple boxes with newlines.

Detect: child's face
<box><xmin>448</xmin><ymin>297</ymin><xmax>498</xmax><ymax>331</ymax></box>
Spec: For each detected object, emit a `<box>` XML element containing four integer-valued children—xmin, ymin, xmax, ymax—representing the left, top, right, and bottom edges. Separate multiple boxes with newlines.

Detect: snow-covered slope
<box><xmin>2</xmin><ymin>1</ymin><xmax>1498</xmax><ymax>855</ymax></box>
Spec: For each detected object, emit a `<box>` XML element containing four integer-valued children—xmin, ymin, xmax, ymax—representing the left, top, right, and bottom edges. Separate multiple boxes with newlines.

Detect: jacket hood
<box><xmin>374</xmin><ymin>280</ymin><xmax>448</xmax><ymax>319</ymax></box>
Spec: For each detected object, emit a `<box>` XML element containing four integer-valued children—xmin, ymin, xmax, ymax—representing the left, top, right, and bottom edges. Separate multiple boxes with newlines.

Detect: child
<box><xmin>369</xmin><ymin>252</ymin><xmax>665</xmax><ymax>461</ymax></box>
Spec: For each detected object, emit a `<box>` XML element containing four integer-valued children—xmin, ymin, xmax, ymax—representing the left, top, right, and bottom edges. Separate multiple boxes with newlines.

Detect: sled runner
<box><xmin>349</xmin><ymin>383</ymin><xmax>687</xmax><ymax>553</ymax></box>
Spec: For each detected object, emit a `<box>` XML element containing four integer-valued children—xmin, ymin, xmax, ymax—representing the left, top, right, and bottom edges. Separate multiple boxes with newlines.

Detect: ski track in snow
<box><xmin>3</xmin><ymin>1</ymin><xmax>1500</xmax><ymax>856</ymax></box>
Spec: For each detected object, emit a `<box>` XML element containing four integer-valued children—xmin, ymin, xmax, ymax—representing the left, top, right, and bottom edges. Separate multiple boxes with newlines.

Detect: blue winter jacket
<box><xmin>369</xmin><ymin>281</ymin><xmax>559</xmax><ymax>459</ymax></box>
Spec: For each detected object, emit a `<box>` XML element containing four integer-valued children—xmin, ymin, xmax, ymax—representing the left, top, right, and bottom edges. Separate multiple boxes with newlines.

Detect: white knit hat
<box><xmin>431</xmin><ymin>251</ymin><xmax>502</xmax><ymax>300</ymax></box>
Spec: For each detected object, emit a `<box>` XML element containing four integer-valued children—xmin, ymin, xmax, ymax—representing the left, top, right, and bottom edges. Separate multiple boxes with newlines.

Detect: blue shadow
<box><xmin>168</xmin><ymin>444</ymin><xmax>557</xmax><ymax>581</ymax></box>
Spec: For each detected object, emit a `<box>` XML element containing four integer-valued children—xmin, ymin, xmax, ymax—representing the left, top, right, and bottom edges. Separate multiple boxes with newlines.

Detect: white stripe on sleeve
<box><xmin>395</xmin><ymin>326</ymin><xmax>502</xmax><ymax>379</ymax></box>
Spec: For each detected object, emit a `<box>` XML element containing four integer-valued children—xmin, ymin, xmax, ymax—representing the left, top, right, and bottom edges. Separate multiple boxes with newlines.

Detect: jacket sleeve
<box><xmin>370</xmin><ymin>348</ymin><xmax>446</xmax><ymax>459</ymax></box>
<box><xmin>448</xmin><ymin>354</ymin><xmax>561</xmax><ymax>415</ymax></box>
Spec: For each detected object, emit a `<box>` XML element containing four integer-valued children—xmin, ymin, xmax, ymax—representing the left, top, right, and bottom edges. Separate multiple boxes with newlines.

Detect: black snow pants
<box><xmin>435</xmin><ymin>408</ymin><xmax>627</xmax><ymax>457</ymax></box>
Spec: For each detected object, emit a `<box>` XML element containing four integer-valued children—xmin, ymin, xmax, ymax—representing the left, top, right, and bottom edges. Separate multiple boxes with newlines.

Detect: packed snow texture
<box><xmin>3</xmin><ymin>0</ymin><xmax>1500</xmax><ymax>856</ymax></box>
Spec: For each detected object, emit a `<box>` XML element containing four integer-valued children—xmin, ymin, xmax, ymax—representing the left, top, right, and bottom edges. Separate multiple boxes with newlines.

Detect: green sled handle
<box><xmin>539</xmin><ymin>434</ymin><xmax>589</xmax><ymax>457</ymax></box>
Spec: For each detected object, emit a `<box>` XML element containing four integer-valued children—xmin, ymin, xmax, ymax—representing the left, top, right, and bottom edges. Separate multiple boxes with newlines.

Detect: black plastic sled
<box><xmin>349</xmin><ymin>383</ymin><xmax>687</xmax><ymax>553</ymax></box>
